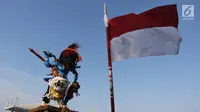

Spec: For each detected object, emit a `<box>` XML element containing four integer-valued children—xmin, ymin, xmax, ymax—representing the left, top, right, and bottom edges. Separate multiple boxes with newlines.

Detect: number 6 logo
<box><xmin>182</xmin><ymin>5</ymin><xmax>194</xmax><ymax>18</ymax></box>
<box><xmin>184</xmin><ymin>6</ymin><xmax>192</xmax><ymax>16</ymax></box>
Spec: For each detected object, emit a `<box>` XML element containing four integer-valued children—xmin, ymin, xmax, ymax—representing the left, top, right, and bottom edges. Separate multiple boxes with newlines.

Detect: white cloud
<box><xmin>0</xmin><ymin>64</ymin><xmax>45</xmax><ymax>111</ymax></box>
<box><xmin>0</xmin><ymin>79</ymin><xmax>39</xmax><ymax>105</ymax></box>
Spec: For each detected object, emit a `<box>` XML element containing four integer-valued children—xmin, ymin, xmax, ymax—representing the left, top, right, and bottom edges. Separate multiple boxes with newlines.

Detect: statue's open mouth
<box><xmin>55</xmin><ymin>81</ymin><xmax>64</xmax><ymax>88</ymax></box>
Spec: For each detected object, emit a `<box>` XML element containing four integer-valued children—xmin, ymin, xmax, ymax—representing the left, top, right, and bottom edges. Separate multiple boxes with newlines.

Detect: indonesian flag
<box><xmin>104</xmin><ymin>4</ymin><xmax>182</xmax><ymax>62</ymax></box>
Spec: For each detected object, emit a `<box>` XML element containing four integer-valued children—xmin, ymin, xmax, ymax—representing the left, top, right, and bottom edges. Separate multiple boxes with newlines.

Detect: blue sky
<box><xmin>0</xmin><ymin>0</ymin><xmax>200</xmax><ymax>112</ymax></box>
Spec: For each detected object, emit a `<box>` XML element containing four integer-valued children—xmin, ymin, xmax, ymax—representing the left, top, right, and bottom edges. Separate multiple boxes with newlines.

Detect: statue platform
<box><xmin>29</xmin><ymin>105</ymin><xmax>61</xmax><ymax>112</ymax></box>
<box><xmin>29</xmin><ymin>105</ymin><xmax>79</xmax><ymax>112</ymax></box>
<box><xmin>5</xmin><ymin>104</ymin><xmax>78</xmax><ymax>112</ymax></box>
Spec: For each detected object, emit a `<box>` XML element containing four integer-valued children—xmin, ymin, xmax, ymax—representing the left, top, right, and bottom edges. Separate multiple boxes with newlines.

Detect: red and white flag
<box><xmin>104</xmin><ymin>4</ymin><xmax>182</xmax><ymax>62</ymax></box>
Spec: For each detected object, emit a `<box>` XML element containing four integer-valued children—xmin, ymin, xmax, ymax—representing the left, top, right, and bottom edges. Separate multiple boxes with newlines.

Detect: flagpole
<box><xmin>104</xmin><ymin>4</ymin><xmax>115</xmax><ymax>112</ymax></box>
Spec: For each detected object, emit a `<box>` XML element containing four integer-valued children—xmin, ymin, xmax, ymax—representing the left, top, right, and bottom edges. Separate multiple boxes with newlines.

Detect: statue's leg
<box><xmin>43</xmin><ymin>75</ymin><xmax>54</xmax><ymax>96</ymax></box>
<box><xmin>41</xmin><ymin>96</ymin><xmax>50</xmax><ymax>107</ymax></box>
<box><xmin>41</xmin><ymin>76</ymin><xmax>53</xmax><ymax>107</ymax></box>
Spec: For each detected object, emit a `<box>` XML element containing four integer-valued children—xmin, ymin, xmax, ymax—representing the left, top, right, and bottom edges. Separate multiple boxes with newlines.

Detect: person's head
<box><xmin>59</xmin><ymin>42</ymin><xmax>80</xmax><ymax>64</ymax></box>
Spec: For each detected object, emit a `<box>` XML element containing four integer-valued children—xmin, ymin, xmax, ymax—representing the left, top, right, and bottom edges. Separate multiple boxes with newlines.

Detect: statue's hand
<box><xmin>75</xmin><ymin>92</ymin><xmax>80</xmax><ymax>96</ymax></box>
<box><xmin>43</xmin><ymin>51</ymin><xmax>54</xmax><ymax>58</ymax></box>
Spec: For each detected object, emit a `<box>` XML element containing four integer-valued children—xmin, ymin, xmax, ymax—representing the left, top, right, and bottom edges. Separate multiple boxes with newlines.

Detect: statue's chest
<box><xmin>51</xmin><ymin>65</ymin><xmax>65</xmax><ymax>77</ymax></box>
<box><xmin>49</xmin><ymin>87</ymin><xmax>65</xmax><ymax>99</ymax></box>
